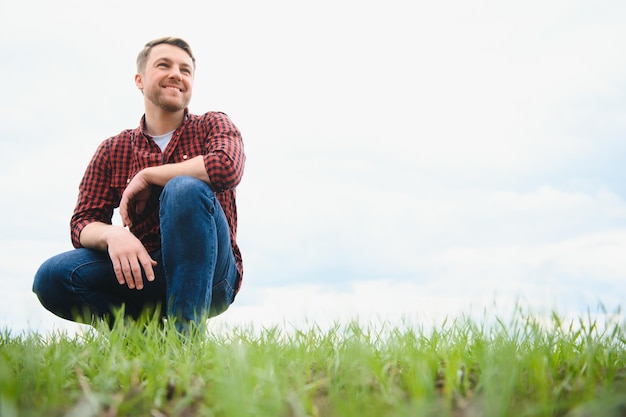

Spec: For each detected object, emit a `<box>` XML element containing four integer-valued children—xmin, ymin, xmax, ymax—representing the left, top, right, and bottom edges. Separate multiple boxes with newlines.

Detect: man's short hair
<box><xmin>136</xmin><ymin>37</ymin><xmax>196</xmax><ymax>73</ymax></box>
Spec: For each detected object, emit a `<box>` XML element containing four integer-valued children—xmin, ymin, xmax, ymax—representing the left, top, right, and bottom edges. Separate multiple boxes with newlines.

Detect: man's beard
<box><xmin>146</xmin><ymin>86</ymin><xmax>190</xmax><ymax>112</ymax></box>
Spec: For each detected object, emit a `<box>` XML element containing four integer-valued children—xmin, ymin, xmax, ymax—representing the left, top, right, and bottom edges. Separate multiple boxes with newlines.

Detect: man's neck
<box><xmin>144</xmin><ymin>108</ymin><xmax>185</xmax><ymax>136</ymax></box>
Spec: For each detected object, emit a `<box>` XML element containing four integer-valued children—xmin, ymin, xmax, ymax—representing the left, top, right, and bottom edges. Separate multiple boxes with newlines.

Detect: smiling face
<box><xmin>135</xmin><ymin>43</ymin><xmax>194</xmax><ymax>113</ymax></box>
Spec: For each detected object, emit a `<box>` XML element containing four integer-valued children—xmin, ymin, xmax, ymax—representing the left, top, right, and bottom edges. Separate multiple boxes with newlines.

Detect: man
<box><xmin>33</xmin><ymin>37</ymin><xmax>245</xmax><ymax>331</ymax></box>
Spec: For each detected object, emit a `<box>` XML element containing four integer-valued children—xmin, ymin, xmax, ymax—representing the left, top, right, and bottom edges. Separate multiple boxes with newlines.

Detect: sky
<box><xmin>1</xmin><ymin>0</ymin><xmax>625</xmax><ymax>335</ymax></box>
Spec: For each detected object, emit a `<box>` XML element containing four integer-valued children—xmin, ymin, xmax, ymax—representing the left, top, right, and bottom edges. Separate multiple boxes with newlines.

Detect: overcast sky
<box><xmin>1</xmin><ymin>0</ymin><xmax>625</xmax><ymax>335</ymax></box>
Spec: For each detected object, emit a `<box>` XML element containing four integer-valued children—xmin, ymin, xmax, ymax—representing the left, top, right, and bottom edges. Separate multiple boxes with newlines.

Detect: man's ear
<box><xmin>135</xmin><ymin>73</ymin><xmax>144</xmax><ymax>91</ymax></box>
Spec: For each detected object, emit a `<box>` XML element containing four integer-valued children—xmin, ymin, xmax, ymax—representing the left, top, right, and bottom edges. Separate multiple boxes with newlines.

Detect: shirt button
<box><xmin>183</xmin><ymin>154</ymin><xmax>188</xmax><ymax>160</ymax></box>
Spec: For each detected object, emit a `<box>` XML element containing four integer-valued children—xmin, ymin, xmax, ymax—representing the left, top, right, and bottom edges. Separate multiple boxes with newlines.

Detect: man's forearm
<box><xmin>79</xmin><ymin>222</ymin><xmax>121</xmax><ymax>251</ymax></box>
<box><xmin>142</xmin><ymin>155</ymin><xmax>209</xmax><ymax>186</ymax></box>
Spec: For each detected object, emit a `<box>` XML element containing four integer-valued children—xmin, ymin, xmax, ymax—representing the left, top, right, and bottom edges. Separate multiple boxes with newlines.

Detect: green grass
<box><xmin>1</xmin><ymin>307</ymin><xmax>625</xmax><ymax>417</ymax></box>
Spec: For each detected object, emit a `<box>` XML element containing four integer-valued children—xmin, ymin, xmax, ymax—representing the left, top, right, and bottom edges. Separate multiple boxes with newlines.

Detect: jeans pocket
<box><xmin>209</xmin><ymin>278</ymin><xmax>235</xmax><ymax>317</ymax></box>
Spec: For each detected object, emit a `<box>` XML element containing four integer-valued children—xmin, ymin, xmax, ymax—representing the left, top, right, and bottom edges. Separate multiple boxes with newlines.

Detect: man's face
<box><xmin>135</xmin><ymin>43</ymin><xmax>194</xmax><ymax>113</ymax></box>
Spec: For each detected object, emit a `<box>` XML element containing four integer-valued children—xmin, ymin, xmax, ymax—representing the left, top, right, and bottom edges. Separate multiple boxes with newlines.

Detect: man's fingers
<box><xmin>129</xmin><ymin>259</ymin><xmax>144</xmax><ymax>290</ymax></box>
<box><xmin>139</xmin><ymin>256</ymin><xmax>157</xmax><ymax>282</ymax></box>
<box><xmin>112</xmin><ymin>259</ymin><xmax>126</xmax><ymax>286</ymax></box>
<box><xmin>114</xmin><ymin>256</ymin><xmax>154</xmax><ymax>290</ymax></box>
<box><xmin>120</xmin><ymin>259</ymin><xmax>136</xmax><ymax>289</ymax></box>
<box><xmin>119</xmin><ymin>198</ymin><xmax>130</xmax><ymax>227</ymax></box>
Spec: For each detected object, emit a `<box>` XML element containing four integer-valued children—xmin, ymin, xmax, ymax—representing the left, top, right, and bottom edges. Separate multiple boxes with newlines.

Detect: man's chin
<box><xmin>158</xmin><ymin>100</ymin><xmax>188</xmax><ymax>113</ymax></box>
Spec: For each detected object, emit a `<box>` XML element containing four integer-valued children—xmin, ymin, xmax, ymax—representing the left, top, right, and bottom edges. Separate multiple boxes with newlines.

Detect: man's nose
<box><xmin>168</xmin><ymin>67</ymin><xmax>182</xmax><ymax>80</ymax></box>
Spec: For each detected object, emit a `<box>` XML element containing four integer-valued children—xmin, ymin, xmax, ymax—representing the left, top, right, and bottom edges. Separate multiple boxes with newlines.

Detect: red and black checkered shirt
<box><xmin>70</xmin><ymin>110</ymin><xmax>246</xmax><ymax>292</ymax></box>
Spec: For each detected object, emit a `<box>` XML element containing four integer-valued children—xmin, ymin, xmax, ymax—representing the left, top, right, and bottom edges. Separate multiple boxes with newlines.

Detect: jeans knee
<box><xmin>164</xmin><ymin>176</ymin><xmax>213</xmax><ymax>196</ymax></box>
<box><xmin>161</xmin><ymin>176</ymin><xmax>216</xmax><ymax>214</ymax></box>
<box><xmin>32</xmin><ymin>259</ymin><xmax>60</xmax><ymax>312</ymax></box>
<box><xmin>32</xmin><ymin>259</ymin><xmax>52</xmax><ymax>296</ymax></box>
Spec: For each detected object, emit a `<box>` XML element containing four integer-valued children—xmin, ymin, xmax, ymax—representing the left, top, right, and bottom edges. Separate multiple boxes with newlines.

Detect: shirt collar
<box><xmin>138</xmin><ymin>108</ymin><xmax>190</xmax><ymax>139</ymax></box>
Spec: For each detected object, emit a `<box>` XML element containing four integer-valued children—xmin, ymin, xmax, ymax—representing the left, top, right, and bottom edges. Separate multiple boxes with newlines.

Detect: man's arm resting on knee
<box><xmin>136</xmin><ymin>155</ymin><xmax>210</xmax><ymax>187</ymax></box>
<box><xmin>119</xmin><ymin>156</ymin><xmax>209</xmax><ymax>227</ymax></box>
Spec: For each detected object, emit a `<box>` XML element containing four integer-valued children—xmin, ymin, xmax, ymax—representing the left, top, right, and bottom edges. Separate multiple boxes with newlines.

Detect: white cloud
<box><xmin>212</xmin><ymin>275</ymin><xmax>623</xmax><ymax>335</ymax></box>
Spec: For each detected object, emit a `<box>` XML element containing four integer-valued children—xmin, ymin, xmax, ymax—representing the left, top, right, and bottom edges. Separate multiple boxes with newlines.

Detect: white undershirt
<box><xmin>152</xmin><ymin>130</ymin><xmax>175</xmax><ymax>151</ymax></box>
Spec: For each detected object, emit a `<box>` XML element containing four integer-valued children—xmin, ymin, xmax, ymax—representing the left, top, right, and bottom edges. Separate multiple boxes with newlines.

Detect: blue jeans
<box><xmin>33</xmin><ymin>176</ymin><xmax>238</xmax><ymax>328</ymax></box>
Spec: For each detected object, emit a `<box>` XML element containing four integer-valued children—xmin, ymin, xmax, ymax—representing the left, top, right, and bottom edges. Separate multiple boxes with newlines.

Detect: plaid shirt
<box><xmin>70</xmin><ymin>110</ymin><xmax>245</xmax><ymax>292</ymax></box>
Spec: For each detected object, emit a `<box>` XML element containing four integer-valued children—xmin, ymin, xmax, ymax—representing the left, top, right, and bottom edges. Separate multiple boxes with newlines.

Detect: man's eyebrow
<box><xmin>154</xmin><ymin>57</ymin><xmax>193</xmax><ymax>69</ymax></box>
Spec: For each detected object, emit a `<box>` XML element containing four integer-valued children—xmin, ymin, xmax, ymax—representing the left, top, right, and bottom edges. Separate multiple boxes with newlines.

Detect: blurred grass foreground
<box><xmin>1</xmin><ymin>306</ymin><xmax>626</xmax><ymax>417</ymax></box>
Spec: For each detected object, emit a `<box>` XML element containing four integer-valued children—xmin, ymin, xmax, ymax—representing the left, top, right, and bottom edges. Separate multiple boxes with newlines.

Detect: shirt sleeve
<box><xmin>203</xmin><ymin>112</ymin><xmax>245</xmax><ymax>192</ymax></box>
<box><xmin>70</xmin><ymin>139</ymin><xmax>118</xmax><ymax>248</ymax></box>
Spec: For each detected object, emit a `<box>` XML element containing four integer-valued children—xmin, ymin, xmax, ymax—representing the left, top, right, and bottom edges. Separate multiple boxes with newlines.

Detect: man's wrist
<box><xmin>141</xmin><ymin>165</ymin><xmax>166</xmax><ymax>187</ymax></box>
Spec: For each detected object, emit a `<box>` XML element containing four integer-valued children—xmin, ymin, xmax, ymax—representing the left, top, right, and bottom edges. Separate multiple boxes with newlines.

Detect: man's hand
<box><xmin>104</xmin><ymin>226</ymin><xmax>157</xmax><ymax>290</ymax></box>
<box><xmin>120</xmin><ymin>170</ymin><xmax>152</xmax><ymax>227</ymax></box>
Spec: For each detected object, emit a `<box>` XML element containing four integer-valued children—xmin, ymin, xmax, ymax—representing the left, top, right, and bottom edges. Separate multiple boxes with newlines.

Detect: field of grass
<box><xmin>1</xmin><ymin>307</ymin><xmax>625</xmax><ymax>417</ymax></box>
